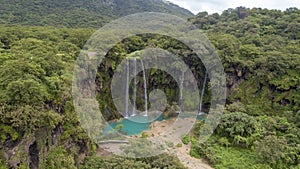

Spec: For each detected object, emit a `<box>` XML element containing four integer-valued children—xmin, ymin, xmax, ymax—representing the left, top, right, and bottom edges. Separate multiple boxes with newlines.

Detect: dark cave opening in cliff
<box><xmin>29</xmin><ymin>141</ymin><xmax>39</xmax><ymax>169</ymax></box>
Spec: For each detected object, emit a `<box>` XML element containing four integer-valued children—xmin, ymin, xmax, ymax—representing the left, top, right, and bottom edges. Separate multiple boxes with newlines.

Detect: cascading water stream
<box><xmin>131</xmin><ymin>58</ymin><xmax>137</xmax><ymax>116</ymax></box>
<box><xmin>179</xmin><ymin>71</ymin><xmax>184</xmax><ymax>113</ymax></box>
<box><xmin>125</xmin><ymin>58</ymin><xmax>130</xmax><ymax>118</ymax></box>
<box><xmin>199</xmin><ymin>71</ymin><xmax>208</xmax><ymax>115</ymax></box>
<box><xmin>140</xmin><ymin>59</ymin><xmax>148</xmax><ymax>116</ymax></box>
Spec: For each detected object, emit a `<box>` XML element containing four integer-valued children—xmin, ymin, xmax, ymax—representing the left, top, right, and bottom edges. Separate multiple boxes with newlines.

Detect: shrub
<box><xmin>44</xmin><ymin>147</ymin><xmax>76</xmax><ymax>169</ymax></box>
<box><xmin>181</xmin><ymin>134</ymin><xmax>190</xmax><ymax>145</ymax></box>
<box><xmin>141</xmin><ymin>132</ymin><xmax>148</xmax><ymax>138</ymax></box>
<box><xmin>167</xmin><ymin>141</ymin><xmax>174</xmax><ymax>148</ymax></box>
<box><xmin>190</xmin><ymin>142</ymin><xmax>221</xmax><ymax>165</ymax></box>
<box><xmin>176</xmin><ymin>143</ymin><xmax>183</xmax><ymax>148</ymax></box>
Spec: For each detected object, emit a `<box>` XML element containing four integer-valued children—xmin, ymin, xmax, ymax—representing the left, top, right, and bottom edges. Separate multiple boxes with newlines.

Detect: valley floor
<box><xmin>98</xmin><ymin>117</ymin><xmax>213</xmax><ymax>169</ymax></box>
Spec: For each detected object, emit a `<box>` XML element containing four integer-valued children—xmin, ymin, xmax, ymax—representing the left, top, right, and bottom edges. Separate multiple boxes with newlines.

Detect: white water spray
<box><xmin>140</xmin><ymin>60</ymin><xmax>148</xmax><ymax>116</ymax></box>
<box><xmin>125</xmin><ymin>58</ymin><xmax>130</xmax><ymax>118</ymax></box>
<box><xmin>131</xmin><ymin>58</ymin><xmax>137</xmax><ymax>116</ymax></box>
<box><xmin>179</xmin><ymin>71</ymin><xmax>184</xmax><ymax>113</ymax></box>
<box><xmin>199</xmin><ymin>71</ymin><xmax>208</xmax><ymax>115</ymax></box>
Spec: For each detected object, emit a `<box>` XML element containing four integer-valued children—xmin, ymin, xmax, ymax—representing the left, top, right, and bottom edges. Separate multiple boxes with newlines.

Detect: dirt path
<box><xmin>145</xmin><ymin>117</ymin><xmax>214</xmax><ymax>169</ymax></box>
<box><xmin>171</xmin><ymin>143</ymin><xmax>213</xmax><ymax>169</ymax></box>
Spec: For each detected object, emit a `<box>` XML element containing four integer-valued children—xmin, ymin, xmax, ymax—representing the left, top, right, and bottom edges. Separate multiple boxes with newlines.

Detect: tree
<box><xmin>7</xmin><ymin>105</ymin><xmax>40</xmax><ymax>132</ymax></box>
<box><xmin>239</xmin><ymin>44</ymin><xmax>261</xmax><ymax>59</ymax></box>
<box><xmin>197</xmin><ymin>11</ymin><xmax>208</xmax><ymax>18</ymax></box>
<box><xmin>6</xmin><ymin>79</ymin><xmax>47</xmax><ymax>105</ymax></box>
<box><xmin>217</xmin><ymin>112</ymin><xmax>263</xmax><ymax>147</ymax></box>
<box><xmin>255</xmin><ymin>135</ymin><xmax>288</xmax><ymax>167</ymax></box>
<box><xmin>44</xmin><ymin>147</ymin><xmax>76</xmax><ymax>169</ymax></box>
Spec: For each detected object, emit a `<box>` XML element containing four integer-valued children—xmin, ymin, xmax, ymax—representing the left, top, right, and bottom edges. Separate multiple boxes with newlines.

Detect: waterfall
<box><xmin>125</xmin><ymin>58</ymin><xmax>130</xmax><ymax>118</ymax></box>
<box><xmin>140</xmin><ymin>60</ymin><xmax>148</xmax><ymax>116</ymax></box>
<box><xmin>199</xmin><ymin>71</ymin><xmax>208</xmax><ymax>115</ymax></box>
<box><xmin>179</xmin><ymin>71</ymin><xmax>184</xmax><ymax>113</ymax></box>
<box><xmin>131</xmin><ymin>58</ymin><xmax>137</xmax><ymax>116</ymax></box>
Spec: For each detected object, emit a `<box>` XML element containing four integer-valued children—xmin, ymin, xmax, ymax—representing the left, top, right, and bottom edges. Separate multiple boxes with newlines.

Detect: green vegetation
<box><xmin>0</xmin><ymin>2</ymin><xmax>299</xmax><ymax>169</ymax></box>
<box><xmin>141</xmin><ymin>132</ymin><xmax>148</xmax><ymax>138</ymax></box>
<box><xmin>176</xmin><ymin>143</ymin><xmax>183</xmax><ymax>148</ymax></box>
<box><xmin>96</xmin><ymin>33</ymin><xmax>208</xmax><ymax>120</ymax></box>
<box><xmin>189</xmin><ymin>108</ymin><xmax>299</xmax><ymax>168</ymax></box>
<box><xmin>190</xmin><ymin>7</ymin><xmax>300</xmax><ymax>113</ymax></box>
<box><xmin>0</xmin><ymin>0</ymin><xmax>193</xmax><ymax>28</ymax></box>
<box><xmin>44</xmin><ymin>147</ymin><xmax>76</xmax><ymax>169</ymax></box>
<box><xmin>0</xmin><ymin>23</ymin><xmax>188</xmax><ymax>169</ymax></box>
<box><xmin>181</xmin><ymin>134</ymin><xmax>190</xmax><ymax>145</ymax></box>
<box><xmin>185</xmin><ymin>8</ymin><xmax>300</xmax><ymax>168</ymax></box>
<box><xmin>81</xmin><ymin>154</ymin><xmax>187</xmax><ymax>169</ymax></box>
<box><xmin>0</xmin><ymin>25</ymin><xmax>93</xmax><ymax>168</ymax></box>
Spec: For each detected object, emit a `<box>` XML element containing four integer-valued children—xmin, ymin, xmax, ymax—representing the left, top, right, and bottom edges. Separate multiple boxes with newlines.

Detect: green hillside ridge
<box><xmin>0</xmin><ymin>0</ymin><xmax>193</xmax><ymax>28</ymax></box>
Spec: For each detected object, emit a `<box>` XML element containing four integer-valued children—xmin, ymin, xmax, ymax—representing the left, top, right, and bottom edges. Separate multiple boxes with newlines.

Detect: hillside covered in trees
<box><xmin>0</xmin><ymin>0</ymin><xmax>193</xmax><ymax>28</ymax></box>
<box><xmin>0</xmin><ymin>2</ymin><xmax>299</xmax><ymax>169</ymax></box>
<box><xmin>187</xmin><ymin>7</ymin><xmax>300</xmax><ymax>169</ymax></box>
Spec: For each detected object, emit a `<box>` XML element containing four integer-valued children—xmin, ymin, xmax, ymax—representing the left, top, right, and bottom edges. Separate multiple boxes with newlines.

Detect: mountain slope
<box><xmin>0</xmin><ymin>0</ymin><xmax>193</xmax><ymax>28</ymax></box>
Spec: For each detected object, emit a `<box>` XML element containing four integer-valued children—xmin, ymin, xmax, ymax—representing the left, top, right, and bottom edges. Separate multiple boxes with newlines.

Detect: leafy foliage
<box><xmin>0</xmin><ymin>25</ymin><xmax>92</xmax><ymax>168</ymax></box>
<box><xmin>181</xmin><ymin>134</ymin><xmax>190</xmax><ymax>145</ymax></box>
<box><xmin>44</xmin><ymin>147</ymin><xmax>77</xmax><ymax>169</ymax></box>
<box><xmin>217</xmin><ymin>112</ymin><xmax>263</xmax><ymax>147</ymax></box>
<box><xmin>187</xmin><ymin>9</ymin><xmax>300</xmax><ymax>168</ymax></box>
<box><xmin>81</xmin><ymin>154</ymin><xmax>187</xmax><ymax>169</ymax></box>
<box><xmin>191</xmin><ymin>7</ymin><xmax>300</xmax><ymax>113</ymax></box>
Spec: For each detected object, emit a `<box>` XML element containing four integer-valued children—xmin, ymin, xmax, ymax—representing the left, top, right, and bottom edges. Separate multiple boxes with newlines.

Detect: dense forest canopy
<box><xmin>0</xmin><ymin>2</ymin><xmax>299</xmax><ymax>169</ymax></box>
<box><xmin>190</xmin><ymin>7</ymin><xmax>300</xmax><ymax>112</ymax></box>
<box><xmin>188</xmin><ymin>7</ymin><xmax>300</xmax><ymax>169</ymax></box>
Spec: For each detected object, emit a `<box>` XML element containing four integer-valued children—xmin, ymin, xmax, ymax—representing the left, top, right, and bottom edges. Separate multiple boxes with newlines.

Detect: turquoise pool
<box><xmin>103</xmin><ymin>114</ymin><xmax>205</xmax><ymax>136</ymax></box>
<box><xmin>103</xmin><ymin>115</ymin><xmax>164</xmax><ymax>136</ymax></box>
